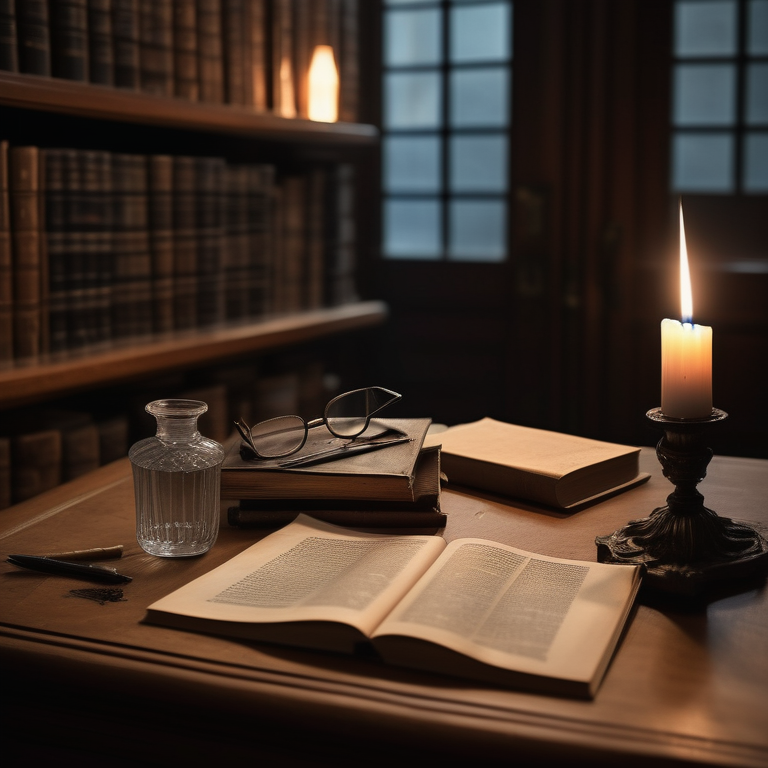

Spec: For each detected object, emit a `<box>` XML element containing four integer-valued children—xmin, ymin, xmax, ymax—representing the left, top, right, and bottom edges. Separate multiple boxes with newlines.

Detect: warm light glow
<box><xmin>679</xmin><ymin>202</ymin><xmax>693</xmax><ymax>323</ymax></box>
<box><xmin>308</xmin><ymin>45</ymin><xmax>339</xmax><ymax>123</ymax></box>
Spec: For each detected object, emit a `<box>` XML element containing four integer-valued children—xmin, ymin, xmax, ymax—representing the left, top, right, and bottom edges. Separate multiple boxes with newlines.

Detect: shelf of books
<box><xmin>0</xmin><ymin>300</ymin><xmax>387</xmax><ymax>409</ymax></box>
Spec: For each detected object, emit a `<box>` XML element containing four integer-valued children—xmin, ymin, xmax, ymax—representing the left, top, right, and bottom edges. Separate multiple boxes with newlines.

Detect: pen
<box><xmin>6</xmin><ymin>554</ymin><xmax>132</xmax><ymax>584</ymax></box>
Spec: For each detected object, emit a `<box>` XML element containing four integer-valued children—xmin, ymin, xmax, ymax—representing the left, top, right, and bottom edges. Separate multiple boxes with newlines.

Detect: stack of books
<box><xmin>222</xmin><ymin>417</ymin><xmax>446</xmax><ymax>530</ymax></box>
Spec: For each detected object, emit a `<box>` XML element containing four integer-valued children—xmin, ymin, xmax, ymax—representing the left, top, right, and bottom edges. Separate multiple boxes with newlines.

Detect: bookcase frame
<box><xmin>0</xmin><ymin>71</ymin><xmax>384</xmax><ymax>412</ymax></box>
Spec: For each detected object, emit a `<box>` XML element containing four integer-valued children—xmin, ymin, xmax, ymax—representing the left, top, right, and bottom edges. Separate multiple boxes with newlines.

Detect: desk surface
<box><xmin>1</xmin><ymin>448</ymin><xmax>767</xmax><ymax>767</ymax></box>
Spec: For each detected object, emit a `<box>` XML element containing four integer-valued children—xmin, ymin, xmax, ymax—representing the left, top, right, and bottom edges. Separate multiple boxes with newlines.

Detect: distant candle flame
<box><xmin>308</xmin><ymin>45</ymin><xmax>339</xmax><ymax>123</ymax></box>
<box><xmin>679</xmin><ymin>201</ymin><xmax>693</xmax><ymax>324</ymax></box>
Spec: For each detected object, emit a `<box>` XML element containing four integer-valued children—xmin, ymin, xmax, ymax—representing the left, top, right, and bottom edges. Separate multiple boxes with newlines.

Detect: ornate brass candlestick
<box><xmin>596</xmin><ymin>408</ymin><xmax>768</xmax><ymax>595</ymax></box>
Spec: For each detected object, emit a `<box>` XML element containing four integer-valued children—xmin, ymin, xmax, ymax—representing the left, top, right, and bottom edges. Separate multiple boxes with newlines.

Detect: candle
<box><xmin>660</xmin><ymin>204</ymin><xmax>712</xmax><ymax>418</ymax></box>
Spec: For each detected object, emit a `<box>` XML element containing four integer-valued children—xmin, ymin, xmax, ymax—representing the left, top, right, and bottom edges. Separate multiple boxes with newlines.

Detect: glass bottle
<box><xmin>129</xmin><ymin>399</ymin><xmax>225</xmax><ymax>557</ymax></box>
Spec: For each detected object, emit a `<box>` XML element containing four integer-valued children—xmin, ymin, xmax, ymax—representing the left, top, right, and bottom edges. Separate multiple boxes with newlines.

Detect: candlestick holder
<box><xmin>596</xmin><ymin>408</ymin><xmax>768</xmax><ymax>595</ymax></box>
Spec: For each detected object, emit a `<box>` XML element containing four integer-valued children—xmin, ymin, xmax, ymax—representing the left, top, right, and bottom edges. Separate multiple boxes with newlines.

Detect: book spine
<box><xmin>245</xmin><ymin>162</ymin><xmax>274</xmax><ymax>318</ymax></box>
<box><xmin>272</xmin><ymin>0</ymin><xmax>295</xmax><ymax>117</ymax></box>
<box><xmin>195</xmin><ymin>156</ymin><xmax>225</xmax><ymax>327</ymax></box>
<box><xmin>305</xmin><ymin>165</ymin><xmax>325</xmax><ymax>310</ymax></box>
<box><xmin>0</xmin><ymin>140</ymin><xmax>12</xmax><ymax>361</ymax></box>
<box><xmin>79</xmin><ymin>149</ymin><xmax>113</xmax><ymax>347</ymax></box>
<box><xmin>15</xmin><ymin>0</ymin><xmax>50</xmax><ymax>75</ymax></box>
<box><xmin>87</xmin><ymin>0</ymin><xmax>114</xmax><ymax>86</ymax></box>
<box><xmin>147</xmin><ymin>154</ymin><xmax>175</xmax><ymax>333</ymax></box>
<box><xmin>222</xmin><ymin>163</ymin><xmax>249</xmax><ymax>321</ymax></box>
<box><xmin>139</xmin><ymin>0</ymin><xmax>173</xmax><ymax>96</ymax></box>
<box><xmin>0</xmin><ymin>0</ymin><xmax>18</xmax><ymax>71</ymax></box>
<box><xmin>243</xmin><ymin>0</ymin><xmax>267</xmax><ymax>111</ymax></box>
<box><xmin>171</xmin><ymin>155</ymin><xmax>197</xmax><ymax>330</ymax></box>
<box><xmin>49</xmin><ymin>0</ymin><xmax>89</xmax><ymax>81</ymax></box>
<box><xmin>43</xmin><ymin>148</ymin><xmax>69</xmax><ymax>353</ymax></box>
<box><xmin>337</xmin><ymin>0</ymin><xmax>358</xmax><ymax>123</ymax></box>
<box><xmin>112</xmin><ymin>153</ymin><xmax>151</xmax><ymax>340</ymax></box>
<box><xmin>290</xmin><ymin>0</ymin><xmax>310</xmax><ymax>120</ymax></box>
<box><xmin>172</xmin><ymin>0</ymin><xmax>197</xmax><ymax>100</ymax></box>
<box><xmin>9</xmin><ymin>145</ymin><xmax>42</xmax><ymax>360</ymax></box>
<box><xmin>196</xmin><ymin>0</ymin><xmax>224</xmax><ymax>103</ymax></box>
<box><xmin>221</xmin><ymin>0</ymin><xmax>245</xmax><ymax>105</ymax></box>
<box><xmin>112</xmin><ymin>0</ymin><xmax>139</xmax><ymax>89</ymax></box>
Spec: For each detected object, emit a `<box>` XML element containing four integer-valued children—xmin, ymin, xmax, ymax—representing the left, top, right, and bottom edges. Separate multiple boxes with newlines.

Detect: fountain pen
<box><xmin>6</xmin><ymin>554</ymin><xmax>132</xmax><ymax>584</ymax></box>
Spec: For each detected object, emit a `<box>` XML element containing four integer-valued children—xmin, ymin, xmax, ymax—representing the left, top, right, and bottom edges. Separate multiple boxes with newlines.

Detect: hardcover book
<box><xmin>424</xmin><ymin>418</ymin><xmax>650</xmax><ymax>510</ymax></box>
<box><xmin>145</xmin><ymin>514</ymin><xmax>643</xmax><ymax>698</ymax></box>
<box><xmin>220</xmin><ymin>417</ymin><xmax>435</xmax><ymax>504</ymax></box>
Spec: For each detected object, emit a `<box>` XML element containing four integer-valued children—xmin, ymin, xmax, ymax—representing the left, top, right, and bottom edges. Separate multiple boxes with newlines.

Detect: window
<box><xmin>381</xmin><ymin>0</ymin><xmax>513</xmax><ymax>261</ymax></box>
<box><xmin>671</xmin><ymin>0</ymin><xmax>768</xmax><ymax>193</ymax></box>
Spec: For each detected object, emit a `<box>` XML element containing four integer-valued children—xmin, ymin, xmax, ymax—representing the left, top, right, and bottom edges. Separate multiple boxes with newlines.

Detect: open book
<box><xmin>145</xmin><ymin>515</ymin><xmax>642</xmax><ymax>698</ymax></box>
<box><xmin>424</xmin><ymin>418</ymin><xmax>650</xmax><ymax>509</ymax></box>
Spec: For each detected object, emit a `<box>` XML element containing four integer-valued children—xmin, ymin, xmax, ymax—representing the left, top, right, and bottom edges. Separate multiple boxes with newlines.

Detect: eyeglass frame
<box><xmin>234</xmin><ymin>386</ymin><xmax>402</xmax><ymax>460</ymax></box>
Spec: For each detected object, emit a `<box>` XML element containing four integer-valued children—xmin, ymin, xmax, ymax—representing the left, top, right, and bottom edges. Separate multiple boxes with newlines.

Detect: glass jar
<box><xmin>129</xmin><ymin>399</ymin><xmax>225</xmax><ymax>557</ymax></box>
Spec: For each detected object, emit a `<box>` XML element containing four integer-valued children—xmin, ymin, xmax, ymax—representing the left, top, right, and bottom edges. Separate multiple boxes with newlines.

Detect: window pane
<box><xmin>748</xmin><ymin>0</ymin><xmax>768</xmax><ymax>54</ymax></box>
<box><xmin>384</xmin><ymin>72</ymin><xmax>442</xmax><ymax>129</ymax></box>
<box><xmin>384</xmin><ymin>136</ymin><xmax>442</xmax><ymax>193</ymax></box>
<box><xmin>744</xmin><ymin>132</ymin><xmax>768</xmax><ymax>191</ymax></box>
<box><xmin>746</xmin><ymin>63</ymin><xmax>768</xmax><ymax>124</ymax></box>
<box><xmin>450</xmin><ymin>135</ymin><xmax>507</xmax><ymax>192</ymax></box>
<box><xmin>450</xmin><ymin>2</ymin><xmax>511</xmax><ymax>63</ymax></box>
<box><xmin>672</xmin><ymin>133</ymin><xmax>735</xmax><ymax>191</ymax></box>
<box><xmin>450</xmin><ymin>67</ymin><xmax>510</xmax><ymax>127</ymax></box>
<box><xmin>448</xmin><ymin>200</ymin><xmax>506</xmax><ymax>262</ymax></box>
<box><xmin>674</xmin><ymin>0</ymin><xmax>737</xmax><ymax>57</ymax></box>
<box><xmin>383</xmin><ymin>199</ymin><xmax>442</xmax><ymax>259</ymax></box>
<box><xmin>384</xmin><ymin>9</ymin><xmax>441</xmax><ymax>66</ymax></box>
<box><xmin>673</xmin><ymin>64</ymin><xmax>737</xmax><ymax>125</ymax></box>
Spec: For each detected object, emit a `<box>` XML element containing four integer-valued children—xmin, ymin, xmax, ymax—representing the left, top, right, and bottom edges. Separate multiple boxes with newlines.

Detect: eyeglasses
<box><xmin>235</xmin><ymin>386</ymin><xmax>402</xmax><ymax>460</ymax></box>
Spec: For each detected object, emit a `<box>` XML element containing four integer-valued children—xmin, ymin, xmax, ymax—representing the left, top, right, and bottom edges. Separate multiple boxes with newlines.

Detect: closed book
<box><xmin>146</xmin><ymin>514</ymin><xmax>643</xmax><ymax>699</ymax></box>
<box><xmin>87</xmin><ymin>0</ymin><xmax>114</xmax><ymax>85</ymax></box>
<box><xmin>424</xmin><ymin>418</ymin><xmax>650</xmax><ymax>510</ymax></box>
<box><xmin>244</xmin><ymin>163</ymin><xmax>274</xmax><ymax>317</ymax></box>
<box><xmin>112</xmin><ymin>0</ymin><xmax>139</xmax><ymax>89</ymax></box>
<box><xmin>196</xmin><ymin>0</ymin><xmax>224</xmax><ymax>103</ymax></box>
<box><xmin>62</xmin><ymin>148</ymin><xmax>89</xmax><ymax>349</ymax></box>
<box><xmin>271</xmin><ymin>0</ymin><xmax>295</xmax><ymax>117</ymax></box>
<box><xmin>147</xmin><ymin>154</ymin><xmax>174</xmax><ymax>333</ymax></box>
<box><xmin>0</xmin><ymin>140</ymin><xmax>11</xmax><ymax>360</ymax></box>
<box><xmin>172</xmin><ymin>0</ymin><xmax>197</xmax><ymax>100</ymax></box>
<box><xmin>16</xmin><ymin>0</ymin><xmax>50</xmax><ymax>75</ymax></box>
<box><xmin>222</xmin><ymin>0</ymin><xmax>245</xmax><ymax>104</ymax></box>
<box><xmin>49</xmin><ymin>0</ymin><xmax>89</xmax><ymax>81</ymax></box>
<box><xmin>9</xmin><ymin>145</ymin><xmax>43</xmax><ymax>360</ymax></box>
<box><xmin>139</xmin><ymin>0</ymin><xmax>173</xmax><ymax>96</ymax></box>
<box><xmin>337</xmin><ymin>0</ymin><xmax>358</xmax><ymax>123</ymax></box>
<box><xmin>112</xmin><ymin>153</ymin><xmax>151</xmax><ymax>340</ymax></box>
<box><xmin>79</xmin><ymin>149</ymin><xmax>113</xmax><ymax>346</ymax></box>
<box><xmin>0</xmin><ymin>0</ymin><xmax>18</xmax><ymax>71</ymax></box>
<box><xmin>220</xmin><ymin>417</ymin><xmax>434</xmax><ymax>503</ymax></box>
<box><xmin>43</xmin><ymin>148</ymin><xmax>68</xmax><ymax>353</ymax></box>
<box><xmin>243</xmin><ymin>0</ymin><xmax>267</xmax><ymax>110</ymax></box>
<box><xmin>223</xmin><ymin>163</ymin><xmax>250</xmax><ymax>321</ymax></box>
<box><xmin>171</xmin><ymin>155</ymin><xmax>197</xmax><ymax>330</ymax></box>
<box><xmin>194</xmin><ymin>156</ymin><xmax>225</xmax><ymax>327</ymax></box>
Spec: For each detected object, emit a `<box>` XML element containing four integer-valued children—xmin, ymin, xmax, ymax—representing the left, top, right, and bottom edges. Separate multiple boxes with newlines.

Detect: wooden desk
<box><xmin>1</xmin><ymin>448</ymin><xmax>767</xmax><ymax>767</ymax></box>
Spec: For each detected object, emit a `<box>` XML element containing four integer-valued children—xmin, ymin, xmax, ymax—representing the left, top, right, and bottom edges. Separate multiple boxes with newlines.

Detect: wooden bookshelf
<box><xmin>0</xmin><ymin>301</ymin><xmax>387</xmax><ymax>409</ymax></box>
<box><xmin>0</xmin><ymin>71</ymin><xmax>378</xmax><ymax>145</ymax></box>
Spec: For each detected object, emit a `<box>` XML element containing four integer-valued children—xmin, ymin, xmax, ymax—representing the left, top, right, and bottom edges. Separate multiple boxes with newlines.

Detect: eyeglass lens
<box><xmin>250</xmin><ymin>415</ymin><xmax>306</xmax><ymax>457</ymax></box>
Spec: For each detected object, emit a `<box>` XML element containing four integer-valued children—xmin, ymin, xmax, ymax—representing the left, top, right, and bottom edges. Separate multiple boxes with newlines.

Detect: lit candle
<box><xmin>308</xmin><ymin>45</ymin><xmax>339</xmax><ymax>123</ymax></box>
<box><xmin>660</xmin><ymin>204</ymin><xmax>712</xmax><ymax>418</ymax></box>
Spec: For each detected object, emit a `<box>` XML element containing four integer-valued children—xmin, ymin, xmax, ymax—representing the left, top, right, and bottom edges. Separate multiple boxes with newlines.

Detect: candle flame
<box><xmin>679</xmin><ymin>201</ymin><xmax>693</xmax><ymax>324</ymax></box>
<box><xmin>308</xmin><ymin>45</ymin><xmax>339</xmax><ymax>123</ymax></box>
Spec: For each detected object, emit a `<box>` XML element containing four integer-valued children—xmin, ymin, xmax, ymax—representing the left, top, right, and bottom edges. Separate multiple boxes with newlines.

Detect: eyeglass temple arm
<box><xmin>367</xmin><ymin>388</ymin><xmax>402</xmax><ymax>417</ymax></box>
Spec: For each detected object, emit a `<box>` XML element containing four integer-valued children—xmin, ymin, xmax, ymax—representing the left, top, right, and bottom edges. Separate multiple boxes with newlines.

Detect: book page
<box><xmin>372</xmin><ymin>538</ymin><xmax>641</xmax><ymax>683</ymax></box>
<box><xmin>146</xmin><ymin>515</ymin><xmax>446</xmax><ymax>639</ymax></box>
